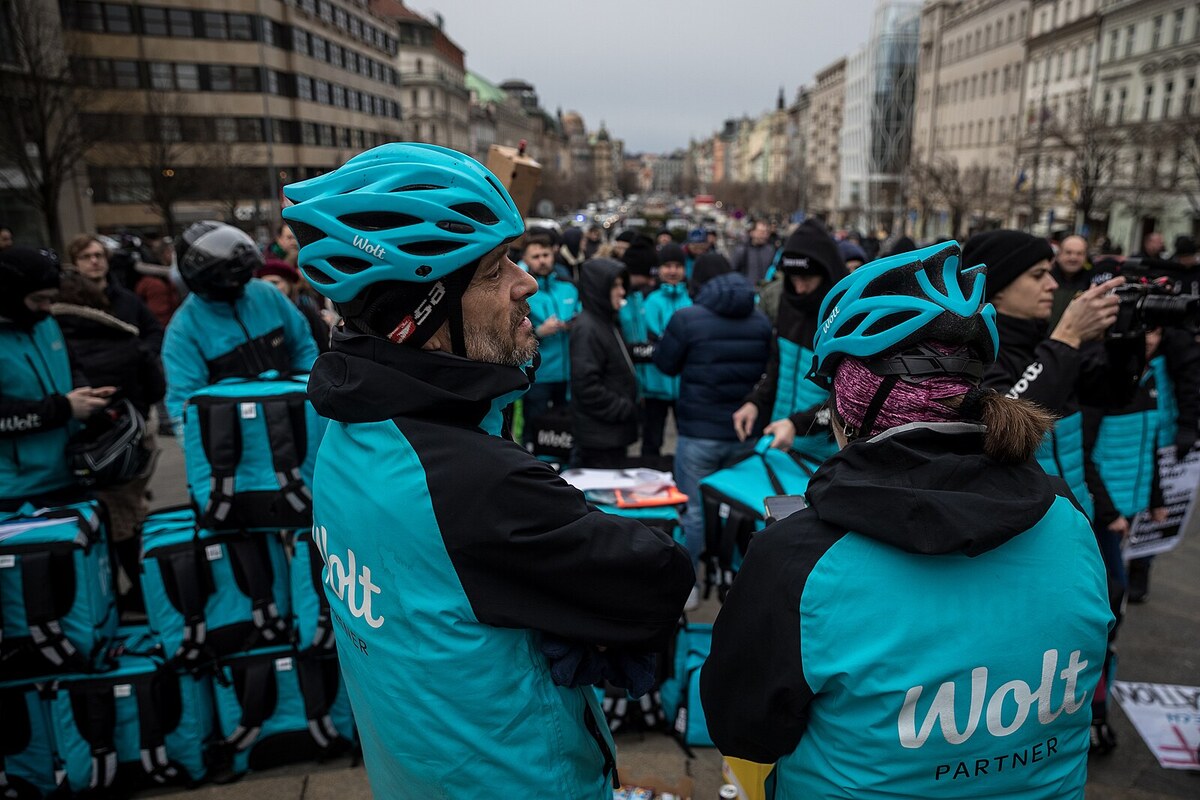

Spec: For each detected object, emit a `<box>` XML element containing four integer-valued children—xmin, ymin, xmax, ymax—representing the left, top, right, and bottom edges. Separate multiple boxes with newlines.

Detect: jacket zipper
<box><xmin>230</xmin><ymin>303</ymin><xmax>268</xmax><ymax>375</ymax></box>
<box><xmin>581</xmin><ymin>696</ymin><xmax>618</xmax><ymax>789</ymax></box>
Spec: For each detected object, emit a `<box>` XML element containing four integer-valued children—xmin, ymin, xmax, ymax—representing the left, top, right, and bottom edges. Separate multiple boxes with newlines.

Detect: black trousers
<box><xmin>641</xmin><ymin>398</ymin><xmax>675</xmax><ymax>457</ymax></box>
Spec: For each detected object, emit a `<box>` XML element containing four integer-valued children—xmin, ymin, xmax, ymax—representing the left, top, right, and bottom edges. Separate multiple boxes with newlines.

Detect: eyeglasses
<box><xmin>78</xmin><ymin>250</ymin><xmax>106</xmax><ymax>260</ymax></box>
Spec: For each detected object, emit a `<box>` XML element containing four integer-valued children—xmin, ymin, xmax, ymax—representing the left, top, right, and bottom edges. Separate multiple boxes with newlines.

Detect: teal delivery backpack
<box><xmin>141</xmin><ymin>508</ymin><xmax>291</xmax><ymax>666</ymax></box>
<box><xmin>211</xmin><ymin>647</ymin><xmax>354</xmax><ymax>776</ymax></box>
<box><xmin>699</xmin><ymin>437</ymin><xmax>816</xmax><ymax>600</ymax></box>
<box><xmin>288</xmin><ymin>529</ymin><xmax>334</xmax><ymax>654</ymax></box>
<box><xmin>45</xmin><ymin>627</ymin><xmax>214</xmax><ymax>794</ymax></box>
<box><xmin>0</xmin><ymin>502</ymin><xmax>116</xmax><ymax>679</ymax></box>
<box><xmin>182</xmin><ymin>376</ymin><xmax>326</xmax><ymax>531</ymax></box>
<box><xmin>659</xmin><ymin>622</ymin><xmax>714</xmax><ymax>752</ymax></box>
<box><xmin>0</xmin><ymin>680</ymin><xmax>62</xmax><ymax>798</ymax></box>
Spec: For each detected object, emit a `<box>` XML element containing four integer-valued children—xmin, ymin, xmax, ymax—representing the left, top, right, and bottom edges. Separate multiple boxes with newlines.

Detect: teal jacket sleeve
<box><xmin>162</xmin><ymin>316</ymin><xmax>209</xmax><ymax>433</ymax></box>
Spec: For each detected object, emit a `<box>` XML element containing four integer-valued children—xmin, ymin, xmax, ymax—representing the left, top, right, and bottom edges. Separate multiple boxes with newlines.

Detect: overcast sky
<box><xmin>418</xmin><ymin>0</ymin><xmax>881</xmax><ymax>154</ymax></box>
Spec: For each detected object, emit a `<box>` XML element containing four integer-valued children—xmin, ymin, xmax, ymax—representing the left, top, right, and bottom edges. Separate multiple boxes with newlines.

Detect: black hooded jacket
<box><xmin>701</xmin><ymin>423</ymin><xmax>1111</xmax><ymax>771</ymax></box>
<box><xmin>570</xmin><ymin>259</ymin><xmax>639</xmax><ymax>450</ymax></box>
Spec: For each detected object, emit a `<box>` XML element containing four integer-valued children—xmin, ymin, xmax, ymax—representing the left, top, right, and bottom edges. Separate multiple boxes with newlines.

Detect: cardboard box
<box><xmin>486</xmin><ymin>143</ymin><xmax>541</xmax><ymax>216</ymax></box>
<box><xmin>616</xmin><ymin>768</ymin><xmax>695</xmax><ymax>800</ymax></box>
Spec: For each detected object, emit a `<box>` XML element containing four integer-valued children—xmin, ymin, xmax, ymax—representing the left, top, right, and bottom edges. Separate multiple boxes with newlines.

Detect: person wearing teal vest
<box><xmin>734</xmin><ymin>219</ymin><xmax>847</xmax><ymax>464</ymax></box>
<box><xmin>520</xmin><ymin>232</ymin><xmax>578</xmax><ymax>447</ymax></box>
<box><xmin>703</xmin><ymin>240</ymin><xmax>1112</xmax><ymax>800</ymax></box>
<box><xmin>618</xmin><ymin>237</ymin><xmax>664</xmax><ymax>457</ymax></box>
<box><xmin>284</xmin><ymin>143</ymin><xmax>693</xmax><ymax>799</ymax></box>
<box><xmin>0</xmin><ymin>247</ymin><xmax>115</xmax><ymax>510</ymax></box>
<box><xmin>968</xmin><ymin>233</ymin><xmax>1144</xmax><ymax>526</ymax></box>
<box><xmin>639</xmin><ymin>244</ymin><xmax>692</xmax><ymax>457</ymax></box>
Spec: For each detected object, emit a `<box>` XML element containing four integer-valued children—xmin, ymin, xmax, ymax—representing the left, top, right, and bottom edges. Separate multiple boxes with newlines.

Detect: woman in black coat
<box><xmin>569</xmin><ymin>258</ymin><xmax>638</xmax><ymax>467</ymax></box>
<box><xmin>52</xmin><ymin>270</ymin><xmax>164</xmax><ymax>614</ymax></box>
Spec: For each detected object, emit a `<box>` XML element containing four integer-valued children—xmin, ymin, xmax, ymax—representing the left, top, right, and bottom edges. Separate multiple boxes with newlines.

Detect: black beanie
<box><xmin>780</xmin><ymin>218</ymin><xmax>845</xmax><ymax>277</ymax></box>
<box><xmin>658</xmin><ymin>243</ymin><xmax>686</xmax><ymax>266</ymax></box>
<box><xmin>963</xmin><ymin>230</ymin><xmax>1056</xmax><ymax>298</ymax></box>
<box><xmin>0</xmin><ymin>246</ymin><xmax>62</xmax><ymax>329</ymax></box>
<box><xmin>689</xmin><ymin>252</ymin><xmax>732</xmax><ymax>296</ymax></box>
<box><xmin>615</xmin><ymin>229</ymin><xmax>640</xmax><ymax>244</ymax></box>
<box><xmin>621</xmin><ymin>238</ymin><xmax>658</xmax><ymax>277</ymax></box>
<box><xmin>883</xmin><ymin>236</ymin><xmax>917</xmax><ymax>258</ymax></box>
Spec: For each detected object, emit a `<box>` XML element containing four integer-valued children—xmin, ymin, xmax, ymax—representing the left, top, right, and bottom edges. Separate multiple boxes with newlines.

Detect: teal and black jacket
<box><xmin>702</xmin><ymin>423</ymin><xmax>1113</xmax><ymax>800</ymax></box>
<box><xmin>162</xmin><ymin>279</ymin><xmax>319</xmax><ymax>429</ymax></box>
<box><xmin>0</xmin><ymin>317</ymin><xmax>78</xmax><ymax>504</ymax></box>
<box><xmin>307</xmin><ymin>332</ymin><xmax>693</xmax><ymax>799</ymax></box>
<box><xmin>984</xmin><ymin>314</ymin><xmax>1143</xmax><ymax>522</ymax></box>
<box><xmin>744</xmin><ymin>261</ymin><xmax>847</xmax><ymax>463</ymax></box>
<box><xmin>640</xmin><ymin>283</ymin><xmax>692</xmax><ymax>400</ymax></box>
<box><xmin>525</xmin><ymin>268</ymin><xmax>579</xmax><ymax>385</ymax></box>
<box><xmin>1084</xmin><ymin>371</ymin><xmax>1163</xmax><ymax>524</ymax></box>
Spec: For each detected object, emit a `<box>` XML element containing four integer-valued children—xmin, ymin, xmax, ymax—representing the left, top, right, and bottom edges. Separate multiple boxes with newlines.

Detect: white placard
<box><xmin>1125</xmin><ymin>446</ymin><xmax>1200</xmax><ymax>559</ymax></box>
<box><xmin>1111</xmin><ymin>681</ymin><xmax>1200</xmax><ymax>770</ymax></box>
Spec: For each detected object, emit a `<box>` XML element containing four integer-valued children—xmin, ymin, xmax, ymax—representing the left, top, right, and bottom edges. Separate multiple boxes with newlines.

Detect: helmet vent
<box><xmin>449</xmin><ymin>202</ymin><xmax>499</xmax><ymax>225</ymax></box>
<box><xmin>287</xmin><ymin>220</ymin><xmax>327</xmax><ymax>248</ymax></box>
<box><xmin>338</xmin><ymin>211</ymin><xmax>421</xmax><ymax>231</ymax></box>
<box><xmin>864</xmin><ymin>310</ymin><xmax>921</xmax><ymax>337</ymax></box>
<box><xmin>437</xmin><ymin>220</ymin><xmax>476</xmax><ymax>235</ymax></box>
<box><xmin>484</xmin><ymin>175</ymin><xmax>514</xmax><ymax>211</ymax></box>
<box><xmin>327</xmin><ymin>256</ymin><xmax>374</xmax><ymax>274</ymax></box>
<box><xmin>302</xmin><ymin>265</ymin><xmax>335</xmax><ymax>285</ymax></box>
<box><xmin>390</xmin><ymin>184</ymin><xmax>444</xmax><ymax>192</ymax></box>
<box><xmin>398</xmin><ymin>241</ymin><xmax>466</xmax><ymax>257</ymax></box>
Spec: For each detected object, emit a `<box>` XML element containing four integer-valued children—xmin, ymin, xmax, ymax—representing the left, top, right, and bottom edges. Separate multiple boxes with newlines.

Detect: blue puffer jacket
<box><xmin>653</xmin><ymin>273</ymin><xmax>772</xmax><ymax>441</ymax></box>
<box><xmin>526</xmin><ymin>269</ymin><xmax>579</xmax><ymax>385</ymax></box>
<box><xmin>1035</xmin><ymin>412</ymin><xmax>1094</xmax><ymax>522</ymax></box>
<box><xmin>162</xmin><ymin>279</ymin><xmax>319</xmax><ymax>428</ymax></box>
<box><xmin>0</xmin><ymin>318</ymin><xmax>77</xmax><ymax>502</ymax></box>
<box><xmin>308</xmin><ymin>332</ymin><xmax>693</xmax><ymax>799</ymax></box>
<box><xmin>641</xmin><ymin>283</ymin><xmax>691</xmax><ymax>400</ymax></box>
<box><xmin>1150</xmin><ymin>355</ymin><xmax>1178</xmax><ymax>448</ymax></box>
<box><xmin>1086</xmin><ymin>366</ymin><xmax>1165</xmax><ymax>521</ymax></box>
<box><xmin>703</xmin><ymin>423</ymin><xmax>1112</xmax><ymax>800</ymax></box>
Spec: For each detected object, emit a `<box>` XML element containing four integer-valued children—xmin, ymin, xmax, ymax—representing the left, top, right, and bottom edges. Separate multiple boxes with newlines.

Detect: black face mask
<box><xmin>200</xmin><ymin>283</ymin><xmax>247</xmax><ymax>304</ymax></box>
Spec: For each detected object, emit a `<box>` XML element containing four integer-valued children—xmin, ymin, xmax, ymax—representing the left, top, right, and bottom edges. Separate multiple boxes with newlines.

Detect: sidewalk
<box><xmin>148</xmin><ymin>436</ymin><xmax>1199</xmax><ymax>799</ymax></box>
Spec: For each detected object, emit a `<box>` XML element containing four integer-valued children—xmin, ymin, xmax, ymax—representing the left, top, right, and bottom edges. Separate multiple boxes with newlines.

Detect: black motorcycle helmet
<box><xmin>175</xmin><ymin>221</ymin><xmax>262</xmax><ymax>302</ymax></box>
<box><xmin>65</xmin><ymin>399</ymin><xmax>154</xmax><ymax>488</ymax></box>
<box><xmin>0</xmin><ymin>246</ymin><xmax>62</xmax><ymax>330</ymax></box>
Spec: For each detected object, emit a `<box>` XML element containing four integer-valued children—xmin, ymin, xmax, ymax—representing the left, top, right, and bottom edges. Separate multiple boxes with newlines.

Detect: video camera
<box><xmin>1109</xmin><ymin>282</ymin><xmax>1200</xmax><ymax>339</ymax></box>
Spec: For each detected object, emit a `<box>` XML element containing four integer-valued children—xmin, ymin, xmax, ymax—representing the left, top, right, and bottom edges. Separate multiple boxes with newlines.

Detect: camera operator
<box><xmin>965</xmin><ymin>231</ymin><xmax>1143</xmax><ymax>520</ymax></box>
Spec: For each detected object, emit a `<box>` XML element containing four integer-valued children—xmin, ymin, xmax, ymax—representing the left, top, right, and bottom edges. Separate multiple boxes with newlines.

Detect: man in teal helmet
<box><xmin>284</xmin><ymin>144</ymin><xmax>693</xmax><ymax>799</ymax></box>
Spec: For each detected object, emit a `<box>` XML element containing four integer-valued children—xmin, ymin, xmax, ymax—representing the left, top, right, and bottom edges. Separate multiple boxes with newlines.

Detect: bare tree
<box><xmin>0</xmin><ymin>0</ymin><xmax>111</xmax><ymax>247</ymax></box>
<box><xmin>1042</xmin><ymin>98</ymin><xmax>1128</xmax><ymax>232</ymax></box>
<box><xmin>1161</xmin><ymin>103</ymin><xmax>1200</xmax><ymax>218</ymax></box>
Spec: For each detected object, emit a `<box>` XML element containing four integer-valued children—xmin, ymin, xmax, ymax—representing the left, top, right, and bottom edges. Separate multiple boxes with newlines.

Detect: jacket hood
<box><xmin>562</xmin><ymin>227</ymin><xmax>584</xmax><ymax>256</ymax></box>
<box><xmin>695</xmin><ymin>272</ymin><xmax>757</xmax><ymax>319</ymax></box>
<box><xmin>578</xmin><ymin>258</ymin><xmax>627</xmax><ymax>319</ymax></box>
<box><xmin>806</xmin><ymin>422</ymin><xmax>1057</xmax><ymax>556</ymax></box>
<box><xmin>309</xmin><ymin>330</ymin><xmax>530</xmax><ymax>425</ymax></box>
<box><xmin>51</xmin><ymin>303</ymin><xmax>140</xmax><ymax>337</ymax></box>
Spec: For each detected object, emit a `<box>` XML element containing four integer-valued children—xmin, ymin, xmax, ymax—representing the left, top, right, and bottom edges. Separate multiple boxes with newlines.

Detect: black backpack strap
<box><xmin>161</xmin><ymin>547</ymin><xmax>212</xmax><ymax>666</ymax></box>
<box><xmin>225</xmin><ymin>537</ymin><xmax>289</xmax><ymax>647</ymax></box>
<box><xmin>294</xmin><ymin>654</ymin><xmax>341</xmax><ymax>750</ymax></box>
<box><xmin>300</xmin><ymin>534</ymin><xmax>335</xmax><ymax>652</ymax></box>
<box><xmin>133</xmin><ymin>679</ymin><xmax>179</xmax><ymax>785</ymax></box>
<box><xmin>67</xmin><ymin>685</ymin><xmax>118</xmax><ymax>791</ymax></box>
<box><xmin>758</xmin><ymin>452</ymin><xmax>786</xmax><ymax>496</ymax></box>
<box><xmin>261</xmin><ymin>398</ymin><xmax>312</xmax><ymax>519</ymax></box>
<box><xmin>21</xmin><ymin>551</ymin><xmax>87</xmax><ymax>672</ymax></box>
<box><xmin>226</xmin><ymin>658</ymin><xmax>274</xmax><ymax>753</ymax></box>
<box><xmin>197</xmin><ymin>402</ymin><xmax>243</xmax><ymax>527</ymax></box>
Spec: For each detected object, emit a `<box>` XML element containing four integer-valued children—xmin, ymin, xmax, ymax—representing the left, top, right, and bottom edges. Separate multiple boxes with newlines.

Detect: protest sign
<box><xmin>1125</xmin><ymin>446</ymin><xmax>1200</xmax><ymax>559</ymax></box>
<box><xmin>1111</xmin><ymin>681</ymin><xmax>1200</xmax><ymax>770</ymax></box>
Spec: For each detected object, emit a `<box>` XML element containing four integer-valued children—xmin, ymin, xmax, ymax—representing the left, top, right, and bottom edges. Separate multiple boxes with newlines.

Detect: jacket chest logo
<box><xmin>313</xmin><ymin>524</ymin><xmax>385</xmax><ymax>629</ymax></box>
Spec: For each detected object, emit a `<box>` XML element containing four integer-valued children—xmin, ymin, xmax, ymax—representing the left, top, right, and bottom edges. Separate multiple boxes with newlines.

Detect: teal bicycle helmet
<box><xmin>281</xmin><ymin>143</ymin><xmax>524</xmax><ymax>349</ymax></box>
<box><xmin>809</xmin><ymin>240</ymin><xmax>998</xmax><ymax>389</ymax></box>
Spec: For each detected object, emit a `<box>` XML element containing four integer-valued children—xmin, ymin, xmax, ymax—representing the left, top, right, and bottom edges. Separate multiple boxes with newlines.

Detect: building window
<box><xmin>1143</xmin><ymin>84</ymin><xmax>1155</xmax><ymax>119</ymax></box>
<box><xmin>329</xmin><ymin>44</ymin><xmax>343</xmax><ymax>69</ymax></box>
<box><xmin>315</xmin><ymin>80</ymin><xmax>330</xmax><ymax>105</ymax></box>
<box><xmin>261</xmin><ymin>17</ymin><xmax>275</xmax><ymax>46</ymax></box>
<box><xmin>301</xmin><ymin>122</ymin><xmax>317</xmax><ymax>145</ymax></box>
<box><xmin>215</xmin><ymin>118</ymin><xmax>238</xmax><ymax>142</ymax></box>
<box><xmin>158</xmin><ymin>116</ymin><xmax>182</xmax><ymax>143</ymax></box>
<box><xmin>1117</xmin><ymin>87</ymin><xmax>1128</xmax><ymax>122</ymax></box>
<box><xmin>1007</xmin><ymin>14</ymin><xmax>1015</xmax><ymax>40</ymax></box>
<box><xmin>1102</xmin><ymin>89</ymin><xmax>1113</xmax><ymax>121</ymax></box>
<box><xmin>1163</xmin><ymin>80</ymin><xmax>1175</xmax><ymax>117</ymax></box>
<box><xmin>311</xmin><ymin>36</ymin><xmax>327</xmax><ymax>62</ymax></box>
<box><xmin>1084</xmin><ymin>42</ymin><xmax>1093</xmax><ymax>73</ymax></box>
<box><xmin>202</xmin><ymin>12</ymin><xmax>227</xmax><ymax>39</ymax></box>
<box><xmin>1174</xmin><ymin>9</ymin><xmax>1185</xmax><ymax>44</ymax></box>
<box><xmin>1125</xmin><ymin>25</ymin><xmax>1135</xmax><ymax>57</ymax></box>
<box><xmin>1152</xmin><ymin>15</ymin><xmax>1163</xmax><ymax>49</ymax></box>
<box><xmin>1056</xmin><ymin>52</ymin><xmax>1064</xmax><ymax>80</ymax></box>
<box><xmin>149</xmin><ymin>62</ymin><xmax>173</xmax><ymax>89</ymax></box>
<box><xmin>332</xmin><ymin>84</ymin><xmax>346</xmax><ymax>108</ymax></box>
<box><xmin>1186</xmin><ymin>76</ymin><xmax>1197</xmax><ymax>113</ymax></box>
<box><xmin>237</xmin><ymin>118</ymin><xmax>264</xmax><ymax>143</ymax></box>
<box><xmin>293</xmin><ymin>29</ymin><xmax>309</xmax><ymax>55</ymax></box>
<box><xmin>297</xmin><ymin>76</ymin><xmax>312</xmax><ymax>101</ymax></box>
<box><xmin>176</xmin><ymin>63</ymin><xmax>199</xmax><ymax>90</ymax></box>
<box><xmin>113</xmin><ymin>59</ymin><xmax>140</xmax><ymax>88</ymax></box>
<box><xmin>209</xmin><ymin>65</ymin><xmax>233</xmax><ymax>92</ymax></box>
<box><xmin>141</xmin><ymin>7</ymin><xmax>169</xmax><ymax>36</ymax></box>
<box><xmin>169</xmin><ymin>9</ymin><xmax>194</xmax><ymax>37</ymax></box>
<box><xmin>416</xmin><ymin>58</ymin><xmax>423</xmax><ymax>74</ymax></box>
<box><xmin>105</xmin><ymin>4</ymin><xmax>133</xmax><ymax>33</ymax></box>
<box><xmin>235</xmin><ymin>66</ymin><xmax>259</xmax><ymax>92</ymax></box>
<box><xmin>228</xmin><ymin>13</ymin><xmax>254</xmax><ymax>41</ymax></box>
<box><xmin>1070</xmin><ymin>47</ymin><xmax>1078</xmax><ymax>77</ymax></box>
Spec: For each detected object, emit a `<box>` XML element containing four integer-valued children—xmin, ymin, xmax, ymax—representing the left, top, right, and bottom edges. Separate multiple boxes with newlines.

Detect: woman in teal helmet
<box><xmin>701</xmin><ymin>241</ymin><xmax>1113</xmax><ymax>800</ymax></box>
<box><xmin>284</xmin><ymin>144</ymin><xmax>693</xmax><ymax>800</ymax></box>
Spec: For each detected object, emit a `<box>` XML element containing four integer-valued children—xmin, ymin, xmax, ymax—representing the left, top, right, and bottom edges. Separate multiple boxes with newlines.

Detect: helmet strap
<box><xmin>858</xmin><ymin>374</ymin><xmax>899</xmax><ymax>438</ymax></box>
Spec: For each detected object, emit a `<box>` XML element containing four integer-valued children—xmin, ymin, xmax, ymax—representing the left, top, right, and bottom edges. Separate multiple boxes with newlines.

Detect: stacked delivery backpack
<box><xmin>699</xmin><ymin>436</ymin><xmax>817</xmax><ymax>601</ymax></box>
<box><xmin>182</xmin><ymin>374</ymin><xmax>326</xmax><ymax>531</ymax></box>
<box><xmin>0</xmin><ymin>502</ymin><xmax>117</xmax><ymax>681</ymax></box>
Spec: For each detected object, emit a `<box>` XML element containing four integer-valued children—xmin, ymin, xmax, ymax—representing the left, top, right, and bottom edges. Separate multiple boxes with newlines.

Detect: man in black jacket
<box><xmin>570</xmin><ymin>259</ymin><xmax>638</xmax><ymax>467</ymax></box>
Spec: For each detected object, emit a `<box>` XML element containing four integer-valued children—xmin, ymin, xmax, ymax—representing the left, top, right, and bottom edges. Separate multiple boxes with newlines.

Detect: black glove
<box><xmin>540</xmin><ymin>637</ymin><xmax>658</xmax><ymax>698</ymax></box>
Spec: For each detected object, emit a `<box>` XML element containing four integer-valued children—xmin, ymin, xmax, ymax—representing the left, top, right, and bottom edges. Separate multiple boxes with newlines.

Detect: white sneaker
<box><xmin>683</xmin><ymin>586</ymin><xmax>701</xmax><ymax>612</ymax></box>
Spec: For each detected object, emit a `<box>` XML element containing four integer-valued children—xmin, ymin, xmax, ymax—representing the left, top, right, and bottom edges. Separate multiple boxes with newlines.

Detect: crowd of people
<box><xmin>2</xmin><ymin>139</ymin><xmax>1198</xmax><ymax>798</ymax></box>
